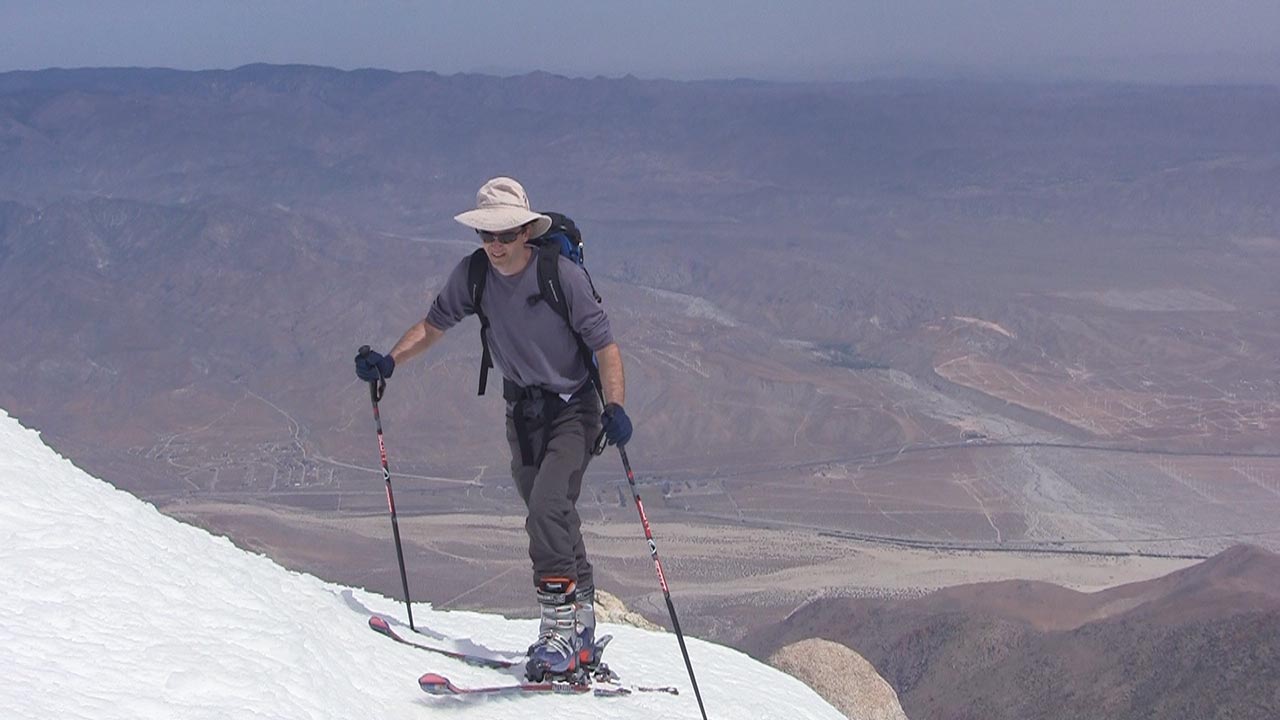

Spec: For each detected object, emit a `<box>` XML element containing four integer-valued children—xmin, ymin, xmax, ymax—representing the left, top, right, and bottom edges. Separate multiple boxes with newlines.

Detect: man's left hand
<box><xmin>601</xmin><ymin>403</ymin><xmax>633</xmax><ymax>447</ymax></box>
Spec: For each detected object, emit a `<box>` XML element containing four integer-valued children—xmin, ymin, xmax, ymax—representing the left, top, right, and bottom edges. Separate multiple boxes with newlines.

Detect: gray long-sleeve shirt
<box><xmin>425</xmin><ymin>252</ymin><xmax>613</xmax><ymax>395</ymax></box>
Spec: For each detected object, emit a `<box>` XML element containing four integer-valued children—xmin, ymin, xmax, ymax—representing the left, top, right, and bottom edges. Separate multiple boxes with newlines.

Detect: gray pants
<box><xmin>506</xmin><ymin>385</ymin><xmax>600</xmax><ymax>589</ymax></box>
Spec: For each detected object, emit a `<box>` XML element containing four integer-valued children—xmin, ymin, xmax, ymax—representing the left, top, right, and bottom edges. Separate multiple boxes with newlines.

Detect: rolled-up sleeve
<box><xmin>425</xmin><ymin>257</ymin><xmax>474</xmax><ymax>331</ymax></box>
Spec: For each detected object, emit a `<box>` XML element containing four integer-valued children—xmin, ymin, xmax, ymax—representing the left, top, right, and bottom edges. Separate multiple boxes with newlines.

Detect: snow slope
<box><xmin>0</xmin><ymin>409</ymin><xmax>844</xmax><ymax>719</ymax></box>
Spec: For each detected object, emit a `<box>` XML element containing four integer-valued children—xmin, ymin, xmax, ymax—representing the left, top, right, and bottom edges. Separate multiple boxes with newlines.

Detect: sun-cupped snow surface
<box><xmin>0</xmin><ymin>409</ymin><xmax>844</xmax><ymax>720</ymax></box>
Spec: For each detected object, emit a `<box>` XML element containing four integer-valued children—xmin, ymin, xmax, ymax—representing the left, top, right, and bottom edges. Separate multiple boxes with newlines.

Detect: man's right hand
<box><xmin>355</xmin><ymin>348</ymin><xmax>395</xmax><ymax>382</ymax></box>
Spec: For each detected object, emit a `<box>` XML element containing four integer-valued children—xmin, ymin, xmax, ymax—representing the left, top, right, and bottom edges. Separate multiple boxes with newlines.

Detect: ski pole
<box><xmin>617</xmin><ymin>445</ymin><xmax>708</xmax><ymax>720</ymax></box>
<box><xmin>358</xmin><ymin>345</ymin><xmax>415</xmax><ymax>631</ymax></box>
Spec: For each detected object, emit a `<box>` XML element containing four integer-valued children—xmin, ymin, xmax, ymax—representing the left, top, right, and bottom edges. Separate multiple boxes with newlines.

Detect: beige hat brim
<box><xmin>455</xmin><ymin>207</ymin><xmax>552</xmax><ymax>238</ymax></box>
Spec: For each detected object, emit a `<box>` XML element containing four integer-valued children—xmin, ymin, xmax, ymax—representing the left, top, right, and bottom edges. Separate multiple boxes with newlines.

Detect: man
<box><xmin>355</xmin><ymin>177</ymin><xmax>632</xmax><ymax>681</ymax></box>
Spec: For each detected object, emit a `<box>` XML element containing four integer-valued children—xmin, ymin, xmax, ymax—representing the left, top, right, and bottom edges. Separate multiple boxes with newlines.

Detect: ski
<box><xmin>369</xmin><ymin>615</ymin><xmax>624</xmax><ymax>675</ymax></box>
<box><xmin>372</xmin><ymin>614</ymin><xmax>680</xmax><ymax>697</ymax></box>
<box><xmin>419</xmin><ymin>672</ymin><xmax>618</xmax><ymax>697</ymax></box>
<box><xmin>368</xmin><ymin>615</ymin><xmax>521</xmax><ymax>670</ymax></box>
<box><xmin>418</xmin><ymin>672</ymin><xmax>679</xmax><ymax>698</ymax></box>
<box><xmin>599</xmin><ymin>680</ymin><xmax>680</xmax><ymax>695</ymax></box>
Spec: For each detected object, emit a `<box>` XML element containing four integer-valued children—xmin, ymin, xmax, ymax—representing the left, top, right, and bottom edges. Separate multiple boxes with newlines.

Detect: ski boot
<box><xmin>575</xmin><ymin>583</ymin><xmax>618</xmax><ymax>682</ymax></box>
<box><xmin>525</xmin><ymin>577</ymin><xmax>585</xmax><ymax>682</ymax></box>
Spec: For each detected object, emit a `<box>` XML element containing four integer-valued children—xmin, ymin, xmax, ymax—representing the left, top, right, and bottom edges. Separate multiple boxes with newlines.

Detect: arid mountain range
<box><xmin>2</xmin><ymin>66</ymin><xmax>1278</xmax><ymax>553</ymax></box>
<box><xmin>1</xmin><ymin>65</ymin><xmax>1279</xmax><ymax>718</ymax></box>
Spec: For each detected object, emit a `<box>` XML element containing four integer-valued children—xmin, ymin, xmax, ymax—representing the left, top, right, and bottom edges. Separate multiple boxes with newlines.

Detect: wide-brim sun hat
<box><xmin>454</xmin><ymin>176</ymin><xmax>552</xmax><ymax>237</ymax></box>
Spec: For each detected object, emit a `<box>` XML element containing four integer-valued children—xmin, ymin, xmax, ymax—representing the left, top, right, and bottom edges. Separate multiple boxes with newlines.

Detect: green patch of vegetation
<box><xmin>815</xmin><ymin>343</ymin><xmax>889</xmax><ymax>370</ymax></box>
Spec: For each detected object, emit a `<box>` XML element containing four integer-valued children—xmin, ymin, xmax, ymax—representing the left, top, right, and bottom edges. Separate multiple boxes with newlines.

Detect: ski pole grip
<box><xmin>357</xmin><ymin>345</ymin><xmax>384</xmax><ymax>402</ymax></box>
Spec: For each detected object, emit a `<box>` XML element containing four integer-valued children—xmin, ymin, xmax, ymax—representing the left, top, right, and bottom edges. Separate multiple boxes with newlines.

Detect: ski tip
<box><xmin>368</xmin><ymin>615</ymin><xmax>393</xmax><ymax>635</ymax></box>
<box><xmin>418</xmin><ymin>673</ymin><xmax>458</xmax><ymax>695</ymax></box>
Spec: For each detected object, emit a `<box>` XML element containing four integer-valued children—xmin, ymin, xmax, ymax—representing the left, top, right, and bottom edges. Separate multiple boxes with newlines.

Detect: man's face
<box><xmin>479</xmin><ymin>223</ymin><xmax>533</xmax><ymax>275</ymax></box>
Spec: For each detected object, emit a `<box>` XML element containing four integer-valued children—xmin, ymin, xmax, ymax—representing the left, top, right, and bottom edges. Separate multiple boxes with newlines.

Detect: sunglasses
<box><xmin>476</xmin><ymin>226</ymin><xmax>526</xmax><ymax>245</ymax></box>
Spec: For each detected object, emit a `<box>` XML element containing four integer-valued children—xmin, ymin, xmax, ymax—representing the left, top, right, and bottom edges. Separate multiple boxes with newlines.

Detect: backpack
<box><xmin>467</xmin><ymin>212</ymin><xmax>604</xmax><ymax>401</ymax></box>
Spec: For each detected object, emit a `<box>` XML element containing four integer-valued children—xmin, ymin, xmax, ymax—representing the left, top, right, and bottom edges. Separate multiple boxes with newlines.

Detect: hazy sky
<box><xmin>2</xmin><ymin>0</ymin><xmax>1278</xmax><ymax>82</ymax></box>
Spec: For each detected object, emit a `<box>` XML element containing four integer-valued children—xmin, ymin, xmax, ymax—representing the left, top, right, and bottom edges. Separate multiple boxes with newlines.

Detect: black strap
<box><xmin>503</xmin><ymin>379</ymin><xmax>536</xmax><ymax>464</ymax></box>
<box><xmin>512</xmin><ymin>406</ymin><xmax>537</xmax><ymax>466</ymax></box>
<box><xmin>467</xmin><ymin>248</ymin><xmax>492</xmax><ymax>395</ymax></box>
<box><xmin>535</xmin><ymin>244</ymin><xmax>565</xmax><ymax>315</ymax></box>
<box><xmin>503</xmin><ymin>378</ymin><xmax>575</xmax><ymax>467</ymax></box>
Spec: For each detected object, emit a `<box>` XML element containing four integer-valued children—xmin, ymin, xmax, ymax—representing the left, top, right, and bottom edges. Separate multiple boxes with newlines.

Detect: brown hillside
<box><xmin>745</xmin><ymin>545</ymin><xmax>1280</xmax><ymax>720</ymax></box>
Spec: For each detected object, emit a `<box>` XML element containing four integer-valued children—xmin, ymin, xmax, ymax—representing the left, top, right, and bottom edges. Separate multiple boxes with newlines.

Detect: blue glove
<box><xmin>600</xmin><ymin>403</ymin><xmax>633</xmax><ymax>447</ymax></box>
<box><xmin>355</xmin><ymin>349</ymin><xmax>395</xmax><ymax>383</ymax></box>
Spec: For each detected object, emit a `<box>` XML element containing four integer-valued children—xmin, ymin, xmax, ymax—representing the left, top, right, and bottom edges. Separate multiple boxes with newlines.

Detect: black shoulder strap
<box><xmin>533</xmin><ymin>245</ymin><xmax>604</xmax><ymax>403</ymax></box>
<box><xmin>535</xmin><ymin>242</ymin><xmax>568</xmax><ymax>320</ymax></box>
<box><xmin>467</xmin><ymin>248</ymin><xmax>493</xmax><ymax>395</ymax></box>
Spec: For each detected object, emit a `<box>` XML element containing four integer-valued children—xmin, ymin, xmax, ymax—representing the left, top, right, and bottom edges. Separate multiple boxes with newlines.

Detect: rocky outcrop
<box><xmin>770</xmin><ymin>638</ymin><xmax>908</xmax><ymax>720</ymax></box>
<box><xmin>595</xmin><ymin>589</ymin><xmax>664</xmax><ymax>632</ymax></box>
